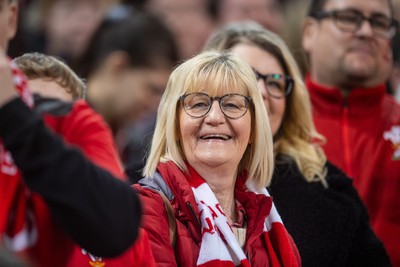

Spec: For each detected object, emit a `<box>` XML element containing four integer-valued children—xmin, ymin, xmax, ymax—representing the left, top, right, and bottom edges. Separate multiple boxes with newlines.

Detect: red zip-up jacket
<box><xmin>306</xmin><ymin>76</ymin><xmax>400</xmax><ymax>267</ymax></box>
<box><xmin>134</xmin><ymin>161</ymin><xmax>301</xmax><ymax>267</ymax></box>
<box><xmin>0</xmin><ymin>98</ymin><xmax>154</xmax><ymax>267</ymax></box>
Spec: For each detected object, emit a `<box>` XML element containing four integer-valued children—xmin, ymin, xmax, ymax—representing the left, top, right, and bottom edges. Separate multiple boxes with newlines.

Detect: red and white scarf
<box><xmin>0</xmin><ymin>59</ymin><xmax>35</xmax><ymax>245</ymax></box>
<box><xmin>0</xmin><ymin>58</ymin><xmax>33</xmax><ymax>174</ymax></box>
<box><xmin>189</xmin><ymin>171</ymin><xmax>300</xmax><ymax>267</ymax></box>
<box><xmin>0</xmin><ymin>59</ymin><xmax>34</xmax><ymax>175</ymax></box>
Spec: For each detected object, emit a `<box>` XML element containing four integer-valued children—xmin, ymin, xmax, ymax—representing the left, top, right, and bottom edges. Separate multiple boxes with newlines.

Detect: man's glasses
<box><xmin>311</xmin><ymin>9</ymin><xmax>399</xmax><ymax>39</ymax></box>
<box><xmin>253</xmin><ymin>69</ymin><xmax>293</xmax><ymax>99</ymax></box>
<box><xmin>180</xmin><ymin>93</ymin><xmax>252</xmax><ymax>119</ymax></box>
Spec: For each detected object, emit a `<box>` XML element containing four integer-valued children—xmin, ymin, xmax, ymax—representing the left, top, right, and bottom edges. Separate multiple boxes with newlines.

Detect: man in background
<box><xmin>302</xmin><ymin>0</ymin><xmax>400</xmax><ymax>265</ymax></box>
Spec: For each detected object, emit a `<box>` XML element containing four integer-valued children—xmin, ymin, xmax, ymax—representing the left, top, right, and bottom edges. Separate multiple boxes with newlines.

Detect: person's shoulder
<box><xmin>34</xmin><ymin>96</ymin><xmax>73</xmax><ymax>117</ymax></box>
<box><xmin>272</xmin><ymin>155</ymin><xmax>298</xmax><ymax>177</ymax></box>
<box><xmin>69</xmin><ymin>100</ymin><xmax>103</xmax><ymax>121</ymax></box>
<box><xmin>132</xmin><ymin>183</ymin><xmax>166</xmax><ymax>206</ymax></box>
<box><xmin>325</xmin><ymin>161</ymin><xmax>366</xmax><ymax>205</ymax></box>
<box><xmin>131</xmin><ymin>183</ymin><xmax>173</xmax><ymax>244</ymax></box>
<box><xmin>270</xmin><ymin>156</ymin><xmax>308</xmax><ymax>188</ymax></box>
<box><xmin>325</xmin><ymin>161</ymin><xmax>352</xmax><ymax>184</ymax></box>
<box><xmin>37</xmin><ymin>97</ymin><xmax>101</xmax><ymax>125</ymax></box>
<box><xmin>325</xmin><ymin>162</ymin><xmax>353</xmax><ymax>187</ymax></box>
<box><xmin>381</xmin><ymin>94</ymin><xmax>400</xmax><ymax>122</ymax></box>
<box><xmin>64</xmin><ymin>100</ymin><xmax>110</xmax><ymax>133</ymax></box>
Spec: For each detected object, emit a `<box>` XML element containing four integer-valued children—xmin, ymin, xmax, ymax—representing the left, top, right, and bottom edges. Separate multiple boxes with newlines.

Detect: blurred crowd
<box><xmin>1</xmin><ymin>0</ymin><xmax>400</xmax><ymax>266</ymax></box>
<box><xmin>9</xmin><ymin>0</ymin><xmax>400</xmax><ymax>178</ymax></box>
<box><xmin>8</xmin><ymin>0</ymin><xmax>400</xmax><ymax>101</ymax></box>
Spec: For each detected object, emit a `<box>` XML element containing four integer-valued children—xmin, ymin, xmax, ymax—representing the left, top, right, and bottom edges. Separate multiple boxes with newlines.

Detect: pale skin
<box><xmin>145</xmin><ymin>0</ymin><xmax>215</xmax><ymax>59</ymax></box>
<box><xmin>0</xmin><ymin>52</ymin><xmax>18</xmax><ymax>107</ymax></box>
<box><xmin>0</xmin><ymin>0</ymin><xmax>19</xmax><ymax>105</ymax></box>
<box><xmin>230</xmin><ymin>43</ymin><xmax>286</xmax><ymax>136</ymax></box>
<box><xmin>0</xmin><ymin>0</ymin><xmax>18</xmax><ymax>52</ymax></box>
<box><xmin>217</xmin><ymin>0</ymin><xmax>284</xmax><ymax>34</ymax></box>
<box><xmin>179</xmin><ymin>95</ymin><xmax>252</xmax><ymax>224</ymax></box>
<box><xmin>87</xmin><ymin>51</ymin><xmax>171</xmax><ymax>128</ymax></box>
<box><xmin>302</xmin><ymin>0</ymin><xmax>393</xmax><ymax>95</ymax></box>
<box><xmin>27</xmin><ymin>78</ymin><xmax>74</xmax><ymax>101</ymax></box>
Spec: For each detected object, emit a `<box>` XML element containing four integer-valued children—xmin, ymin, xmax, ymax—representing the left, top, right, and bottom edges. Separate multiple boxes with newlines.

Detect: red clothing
<box><xmin>134</xmin><ymin>161</ymin><xmax>300</xmax><ymax>266</ymax></box>
<box><xmin>67</xmin><ymin>229</ymin><xmax>156</xmax><ymax>267</ymax></box>
<box><xmin>43</xmin><ymin>100</ymin><xmax>125</xmax><ymax>179</ymax></box>
<box><xmin>306</xmin><ymin>76</ymin><xmax>400</xmax><ymax>266</ymax></box>
<box><xmin>0</xmin><ymin>99</ymin><xmax>153</xmax><ymax>267</ymax></box>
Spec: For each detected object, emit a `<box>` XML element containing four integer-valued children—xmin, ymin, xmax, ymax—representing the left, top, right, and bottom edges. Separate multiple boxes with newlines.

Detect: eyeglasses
<box><xmin>311</xmin><ymin>9</ymin><xmax>399</xmax><ymax>39</ymax></box>
<box><xmin>180</xmin><ymin>93</ymin><xmax>252</xmax><ymax>119</ymax></box>
<box><xmin>253</xmin><ymin>69</ymin><xmax>293</xmax><ymax>99</ymax></box>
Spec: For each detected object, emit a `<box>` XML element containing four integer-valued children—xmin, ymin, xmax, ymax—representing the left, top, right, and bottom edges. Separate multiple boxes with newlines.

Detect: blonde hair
<box><xmin>143</xmin><ymin>51</ymin><xmax>274</xmax><ymax>190</ymax></box>
<box><xmin>14</xmin><ymin>52</ymin><xmax>86</xmax><ymax>100</ymax></box>
<box><xmin>205</xmin><ymin>22</ymin><xmax>327</xmax><ymax>186</ymax></box>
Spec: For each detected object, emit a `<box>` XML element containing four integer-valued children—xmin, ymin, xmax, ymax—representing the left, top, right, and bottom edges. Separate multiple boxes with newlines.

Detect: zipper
<box><xmin>246</xmin><ymin>251</ymin><xmax>251</xmax><ymax>262</ymax></box>
<box><xmin>342</xmin><ymin>100</ymin><xmax>352</xmax><ymax>177</ymax></box>
<box><xmin>186</xmin><ymin>202</ymin><xmax>200</xmax><ymax>227</ymax></box>
<box><xmin>186</xmin><ymin>202</ymin><xmax>203</xmax><ymax>244</ymax></box>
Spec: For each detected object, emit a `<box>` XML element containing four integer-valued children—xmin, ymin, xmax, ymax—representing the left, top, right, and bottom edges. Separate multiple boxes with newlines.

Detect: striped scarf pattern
<box><xmin>189</xmin><ymin>171</ymin><xmax>300</xmax><ymax>267</ymax></box>
<box><xmin>0</xmin><ymin>59</ymin><xmax>35</xmax><ymax>247</ymax></box>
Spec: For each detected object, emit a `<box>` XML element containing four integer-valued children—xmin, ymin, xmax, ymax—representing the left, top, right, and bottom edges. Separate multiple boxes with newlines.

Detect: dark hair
<box><xmin>393</xmin><ymin>33</ymin><xmax>400</xmax><ymax>65</ymax></box>
<box><xmin>307</xmin><ymin>0</ymin><xmax>395</xmax><ymax>17</ymax></box>
<box><xmin>74</xmin><ymin>11</ymin><xmax>178</xmax><ymax>78</ymax></box>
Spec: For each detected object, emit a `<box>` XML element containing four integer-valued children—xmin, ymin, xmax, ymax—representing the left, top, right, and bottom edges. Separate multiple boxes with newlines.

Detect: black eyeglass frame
<box><xmin>179</xmin><ymin>92</ymin><xmax>253</xmax><ymax>119</ymax></box>
<box><xmin>253</xmin><ymin>69</ymin><xmax>294</xmax><ymax>99</ymax></box>
<box><xmin>310</xmin><ymin>9</ymin><xmax>399</xmax><ymax>39</ymax></box>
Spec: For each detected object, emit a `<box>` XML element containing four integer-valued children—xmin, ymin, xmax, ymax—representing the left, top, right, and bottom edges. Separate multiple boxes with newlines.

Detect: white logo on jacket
<box><xmin>82</xmin><ymin>249</ymin><xmax>104</xmax><ymax>267</ymax></box>
<box><xmin>383</xmin><ymin>125</ymin><xmax>400</xmax><ymax>160</ymax></box>
<box><xmin>0</xmin><ymin>144</ymin><xmax>17</xmax><ymax>176</ymax></box>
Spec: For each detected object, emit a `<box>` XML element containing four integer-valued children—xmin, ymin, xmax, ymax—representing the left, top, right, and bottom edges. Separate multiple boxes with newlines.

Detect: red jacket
<box><xmin>43</xmin><ymin>99</ymin><xmax>125</xmax><ymax>179</ymax></box>
<box><xmin>306</xmin><ymin>76</ymin><xmax>400</xmax><ymax>266</ymax></box>
<box><xmin>67</xmin><ymin>229</ymin><xmax>156</xmax><ymax>267</ymax></box>
<box><xmin>0</xmin><ymin>99</ymin><xmax>154</xmax><ymax>267</ymax></box>
<box><xmin>134</xmin><ymin>161</ymin><xmax>300</xmax><ymax>267</ymax></box>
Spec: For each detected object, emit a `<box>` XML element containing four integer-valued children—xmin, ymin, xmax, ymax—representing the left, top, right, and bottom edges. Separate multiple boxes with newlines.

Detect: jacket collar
<box><xmin>306</xmin><ymin>75</ymin><xmax>386</xmax><ymax>117</ymax></box>
<box><xmin>157</xmin><ymin>161</ymin><xmax>273</xmax><ymax>248</ymax></box>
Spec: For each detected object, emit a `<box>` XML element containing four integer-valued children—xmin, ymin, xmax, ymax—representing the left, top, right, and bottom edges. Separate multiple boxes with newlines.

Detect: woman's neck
<box><xmin>193</xmin><ymin>164</ymin><xmax>238</xmax><ymax>224</ymax></box>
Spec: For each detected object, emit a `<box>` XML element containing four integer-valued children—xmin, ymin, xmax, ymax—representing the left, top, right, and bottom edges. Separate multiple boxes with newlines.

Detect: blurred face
<box><xmin>113</xmin><ymin>67</ymin><xmax>170</xmax><ymax>125</ymax></box>
<box><xmin>230</xmin><ymin>43</ymin><xmax>286</xmax><ymax>136</ymax></box>
<box><xmin>0</xmin><ymin>0</ymin><xmax>17</xmax><ymax>52</ymax></box>
<box><xmin>146</xmin><ymin>0</ymin><xmax>215</xmax><ymax>59</ymax></box>
<box><xmin>28</xmin><ymin>78</ymin><xmax>74</xmax><ymax>101</ymax></box>
<box><xmin>46</xmin><ymin>0</ymin><xmax>108</xmax><ymax>58</ymax></box>
<box><xmin>218</xmin><ymin>0</ymin><xmax>283</xmax><ymax>34</ymax></box>
<box><xmin>303</xmin><ymin>0</ymin><xmax>393</xmax><ymax>89</ymax></box>
<box><xmin>179</xmin><ymin>90</ymin><xmax>252</xmax><ymax>170</ymax></box>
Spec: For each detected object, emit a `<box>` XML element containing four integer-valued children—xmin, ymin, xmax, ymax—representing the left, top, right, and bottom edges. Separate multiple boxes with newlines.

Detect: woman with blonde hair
<box><xmin>135</xmin><ymin>50</ymin><xmax>301</xmax><ymax>266</ymax></box>
<box><xmin>205</xmin><ymin>22</ymin><xmax>390</xmax><ymax>267</ymax></box>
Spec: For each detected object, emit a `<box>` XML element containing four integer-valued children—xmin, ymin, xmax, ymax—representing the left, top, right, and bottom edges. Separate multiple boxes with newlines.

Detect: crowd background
<box><xmin>8</xmin><ymin>0</ymin><xmax>400</xmax><ymax>93</ymax></box>
<box><xmin>8</xmin><ymin>0</ymin><xmax>400</xmax><ymax>179</ymax></box>
<box><xmin>1</xmin><ymin>0</ymin><xmax>400</xmax><ymax>266</ymax></box>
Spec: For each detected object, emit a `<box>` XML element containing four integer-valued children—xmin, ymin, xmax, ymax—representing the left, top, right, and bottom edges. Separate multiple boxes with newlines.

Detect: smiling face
<box><xmin>179</xmin><ymin>87</ymin><xmax>252</xmax><ymax>171</ymax></box>
<box><xmin>230</xmin><ymin>43</ymin><xmax>286</xmax><ymax>136</ymax></box>
<box><xmin>303</xmin><ymin>0</ymin><xmax>393</xmax><ymax>90</ymax></box>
